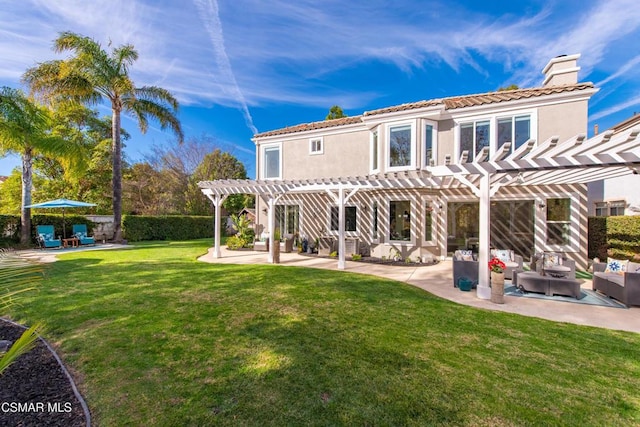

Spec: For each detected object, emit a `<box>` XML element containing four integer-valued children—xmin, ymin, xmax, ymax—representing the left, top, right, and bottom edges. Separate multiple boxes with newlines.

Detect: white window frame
<box><xmin>386</xmin><ymin>120</ymin><xmax>416</xmax><ymax>171</ymax></box>
<box><xmin>422</xmin><ymin>198</ymin><xmax>437</xmax><ymax>246</ymax></box>
<box><xmin>496</xmin><ymin>114</ymin><xmax>532</xmax><ymax>153</ymax></box>
<box><xmin>327</xmin><ymin>204</ymin><xmax>359</xmax><ymax>237</ymax></box>
<box><xmin>386</xmin><ymin>196</ymin><xmax>416</xmax><ymax>246</ymax></box>
<box><xmin>309</xmin><ymin>137</ymin><xmax>324</xmax><ymax>155</ymax></box>
<box><xmin>261</xmin><ymin>142</ymin><xmax>282</xmax><ymax>180</ymax></box>
<box><xmin>540</xmin><ymin>193</ymin><xmax>579</xmax><ymax>253</ymax></box>
<box><xmin>454</xmin><ymin>109</ymin><xmax>537</xmax><ymax>163</ymax></box>
<box><xmin>422</xmin><ymin>120</ymin><xmax>438</xmax><ymax>168</ymax></box>
<box><xmin>370</xmin><ymin>128</ymin><xmax>380</xmax><ymax>173</ymax></box>
<box><xmin>276</xmin><ymin>200</ymin><xmax>303</xmax><ymax>236</ymax></box>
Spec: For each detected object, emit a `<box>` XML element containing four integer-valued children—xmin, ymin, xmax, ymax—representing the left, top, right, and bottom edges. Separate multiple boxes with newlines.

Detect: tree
<box><xmin>23</xmin><ymin>31</ymin><xmax>184</xmax><ymax>242</ymax></box>
<box><xmin>187</xmin><ymin>149</ymin><xmax>248</xmax><ymax>216</ymax></box>
<box><xmin>498</xmin><ymin>84</ymin><xmax>519</xmax><ymax>91</ymax></box>
<box><xmin>325</xmin><ymin>105</ymin><xmax>347</xmax><ymax>120</ymax></box>
<box><xmin>0</xmin><ymin>87</ymin><xmax>78</xmax><ymax>244</ymax></box>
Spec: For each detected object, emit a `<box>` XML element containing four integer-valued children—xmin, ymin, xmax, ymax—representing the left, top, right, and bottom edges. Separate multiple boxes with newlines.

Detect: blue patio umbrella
<box><xmin>25</xmin><ymin>198</ymin><xmax>96</xmax><ymax>239</ymax></box>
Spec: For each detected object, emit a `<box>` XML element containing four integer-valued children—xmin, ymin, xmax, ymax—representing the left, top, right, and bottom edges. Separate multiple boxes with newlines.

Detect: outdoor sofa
<box><xmin>592</xmin><ymin>260</ymin><xmax>640</xmax><ymax>306</ymax></box>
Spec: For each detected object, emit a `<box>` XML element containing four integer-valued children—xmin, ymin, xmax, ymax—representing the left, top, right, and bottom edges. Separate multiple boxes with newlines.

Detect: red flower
<box><xmin>488</xmin><ymin>257</ymin><xmax>506</xmax><ymax>273</ymax></box>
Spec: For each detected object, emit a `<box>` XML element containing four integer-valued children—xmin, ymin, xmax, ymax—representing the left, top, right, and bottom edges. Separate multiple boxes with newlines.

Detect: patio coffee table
<box><xmin>63</xmin><ymin>237</ymin><xmax>79</xmax><ymax>248</ymax></box>
<box><xmin>544</xmin><ymin>265</ymin><xmax>572</xmax><ymax>278</ymax></box>
<box><xmin>514</xmin><ymin>271</ymin><xmax>581</xmax><ymax>299</ymax></box>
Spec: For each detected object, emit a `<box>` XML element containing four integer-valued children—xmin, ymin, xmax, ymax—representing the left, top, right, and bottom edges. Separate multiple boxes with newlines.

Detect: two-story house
<box><xmin>200</xmin><ymin>53</ymin><xmax>640</xmax><ymax>299</ymax></box>
<box><xmin>249</xmin><ymin>54</ymin><xmax>596</xmax><ymax>264</ymax></box>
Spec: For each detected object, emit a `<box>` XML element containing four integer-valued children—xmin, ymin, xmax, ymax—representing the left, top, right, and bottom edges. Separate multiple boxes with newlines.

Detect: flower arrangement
<box><xmin>488</xmin><ymin>257</ymin><xmax>506</xmax><ymax>273</ymax></box>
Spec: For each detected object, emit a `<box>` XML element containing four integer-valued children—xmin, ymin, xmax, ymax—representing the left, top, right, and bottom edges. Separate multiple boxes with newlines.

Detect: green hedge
<box><xmin>122</xmin><ymin>215</ymin><xmax>224</xmax><ymax>242</ymax></box>
<box><xmin>0</xmin><ymin>214</ymin><xmax>94</xmax><ymax>246</ymax></box>
<box><xmin>588</xmin><ymin>215</ymin><xmax>640</xmax><ymax>260</ymax></box>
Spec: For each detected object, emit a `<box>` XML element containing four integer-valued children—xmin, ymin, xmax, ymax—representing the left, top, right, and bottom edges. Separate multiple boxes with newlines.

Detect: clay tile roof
<box><xmin>254</xmin><ymin>83</ymin><xmax>595</xmax><ymax>138</ymax></box>
<box><xmin>254</xmin><ymin>115</ymin><xmax>363</xmax><ymax>138</ymax></box>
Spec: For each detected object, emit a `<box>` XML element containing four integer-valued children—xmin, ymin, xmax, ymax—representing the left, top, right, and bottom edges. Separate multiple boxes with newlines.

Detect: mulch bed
<box><xmin>0</xmin><ymin>320</ymin><xmax>88</xmax><ymax>426</ymax></box>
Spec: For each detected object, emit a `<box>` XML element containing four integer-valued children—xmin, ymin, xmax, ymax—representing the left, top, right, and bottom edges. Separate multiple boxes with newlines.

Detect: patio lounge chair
<box><xmin>36</xmin><ymin>225</ymin><xmax>61</xmax><ymax>249</ymax></box>
<box><xmin>72</xmin><ymin>224</ymin><xmax>95</xmax><ymax>246</ymax></box>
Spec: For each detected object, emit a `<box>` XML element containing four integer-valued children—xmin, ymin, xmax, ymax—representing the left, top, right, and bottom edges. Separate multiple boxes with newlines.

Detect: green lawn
<box><xmin>12</xmin><ymin>240</ymin><xmax>640</xmax><ymax>426</ymax></box>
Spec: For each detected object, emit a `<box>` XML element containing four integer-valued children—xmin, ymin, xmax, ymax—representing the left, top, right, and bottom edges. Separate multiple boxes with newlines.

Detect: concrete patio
<box><xmin>199</xmin><ymin>247</ymin><xmax>640</xmax><ymax>334</ymax></box>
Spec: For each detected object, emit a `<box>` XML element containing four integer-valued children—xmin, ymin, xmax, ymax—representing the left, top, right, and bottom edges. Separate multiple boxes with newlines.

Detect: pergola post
<box><xmin>477</xmin><ymin>173</ymin><xmax>491</xmax><ymax>299</ymax></box>
<box><xmin>337</xmin><ymin>187</ymin><xmax>346</xmax><ymax>270</ymax></box>
<box><xmin>206</xmin><ymin>193</ymin><xmax>228</xmax><ymax>259</ymax></box>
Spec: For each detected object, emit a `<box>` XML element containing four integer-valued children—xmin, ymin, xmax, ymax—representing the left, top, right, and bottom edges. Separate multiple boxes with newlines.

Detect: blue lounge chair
<box><xmin>72</xmin><ymin>224</ymin><xmax>95</xmax><ymax>246</ymax></box>
<box><xmin>36</xmin><ymin>225</ymin><xmax>61</xmax><ymax>249</ymax></box>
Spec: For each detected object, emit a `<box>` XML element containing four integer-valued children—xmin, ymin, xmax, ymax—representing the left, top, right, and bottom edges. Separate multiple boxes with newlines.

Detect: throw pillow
<box><xmin>604</xmin><ymin>258</ymin><xmax>629</xmax><ymax>274</ymax></box>
<box><xmin>459</xmin><ymin>250</ymin><xmax>473</xmax><ymax>261</ymax></box>
<box><xmin>493</xmin><ymin>249</ymin><xmax>512</xmax><ymax>263</ymax></box>
<box><xmin>543</xmin><ymin>253</ymin><xmax>562</xmax><ymax>269</ymax></box>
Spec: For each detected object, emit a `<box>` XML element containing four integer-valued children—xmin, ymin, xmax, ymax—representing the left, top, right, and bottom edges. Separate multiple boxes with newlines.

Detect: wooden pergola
<box><xmin>200</xmin><ymin>125</ymin><xmax>640</xmax><ymax>300</ymax></box>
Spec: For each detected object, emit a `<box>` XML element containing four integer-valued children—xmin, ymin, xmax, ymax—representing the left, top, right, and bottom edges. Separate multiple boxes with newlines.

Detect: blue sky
<box><xmin>1</xmin><ymin>0</ymin><xmax>640</xmax><ymax>178</ymax></box>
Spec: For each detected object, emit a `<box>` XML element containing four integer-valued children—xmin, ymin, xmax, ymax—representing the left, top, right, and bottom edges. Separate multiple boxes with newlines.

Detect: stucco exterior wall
<box><xmin>278</xmin><ymin>129</ymin><xmax>370</xmax><ymax>180</ymax></box>
<box><xmin>537</xmin><ymin>99</ymin><xmax>589</xmax><ymax>141</ymax></box>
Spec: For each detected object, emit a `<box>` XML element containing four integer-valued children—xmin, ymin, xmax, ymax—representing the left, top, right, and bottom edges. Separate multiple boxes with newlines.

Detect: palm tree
<box><xmin>0</xmin><ymin>87</ymin><xmax>74</xmax><ymax>244</ymax></box>
<box><xmin>23</xmin><ymin>31</ymin><xmax>184</xmax><ymax>242</ymax></box>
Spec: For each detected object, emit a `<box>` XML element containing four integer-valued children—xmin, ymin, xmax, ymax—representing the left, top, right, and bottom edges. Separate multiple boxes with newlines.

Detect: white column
<box><xmin>207</xmin><ymin>193</ymin><xmax>228</xmax><ymax>259</ymax></box>
<box><xmin>477</xmin><ymin>173</ymin><xmax>491</xmax><ymax>299</ymax></box>
<box><xmin>338</xmin><ymin>186</ymin><xmax>346</xmax><ymax>270</ymax></box>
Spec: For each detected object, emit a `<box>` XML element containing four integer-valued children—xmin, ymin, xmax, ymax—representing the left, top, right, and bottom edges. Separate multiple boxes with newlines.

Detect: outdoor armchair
<box><xmin>36</xmin><ymin>225</ymin><xmax>61</xmax><ymax>249</ymax></box>
<box><xmin>452</xmin><ymin>250</ymin><xmax>478</xmax><ymax>288</ymax></box>
<box><xmin>72</xmin><ymin>224</ymin><xmax>95</xmax><ymax>246</ymax></box>
<box><xmin>490</xmin><ymin>249</ymin><xmax>523</xmax><ymax>280</ymax></box>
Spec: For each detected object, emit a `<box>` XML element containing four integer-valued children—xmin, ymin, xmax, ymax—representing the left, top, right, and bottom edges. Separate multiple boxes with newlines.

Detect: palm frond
<box><xmin>125</xmin><ymin>96</ymin><xmax>184</xmax><ymax>143</ymax></box>
<box><xmin>0</xmin><ymin>323</ymin><xmax>43</xmax><ymax>376</ymax></box>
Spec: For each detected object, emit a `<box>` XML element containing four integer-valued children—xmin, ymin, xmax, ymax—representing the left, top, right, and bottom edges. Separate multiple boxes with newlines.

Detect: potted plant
<box><xmin>489</xmin><ymin>257</ymin><xmax>506</xmax><ymax>304</ymax></box>
<box><xmin>273</xmin><ymin>228</ymin><xmax>281</xmax><ymax>264</ymax></box>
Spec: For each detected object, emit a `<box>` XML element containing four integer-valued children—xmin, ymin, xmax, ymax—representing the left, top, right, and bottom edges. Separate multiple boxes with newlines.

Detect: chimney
<box><xmin>594</xmin><ymin>124</ymin><xmax>599</xmax><ymax>135</ymax></box>
<box><xmin>542</xmin><ymin>54</ymin><xmax>581</xmax><ymax>87</ymax></box>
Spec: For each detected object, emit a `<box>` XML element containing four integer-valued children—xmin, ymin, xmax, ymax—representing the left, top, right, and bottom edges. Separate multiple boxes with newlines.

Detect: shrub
<box><xmin>225</xmin><ymin>235</ymin><xmax>247</xmax><ymax>250</ymax></box>
<box><xmin>0</xmin><ymin>214</ymin><xmax>94</xmax><ymax>247</ymax></box>
<box><xmin>122</xmin><ymin>215</ymin><xmax>223</xmax><ymax>242</ymax></box>
<box><xmin>588</xmin><ymin>215</ymin><xmax>640</xmax><ymax>260</ymax></box>
<box><xmin>351</xmin><ymin>254</ymin><xmax>362</xmax><ymax>261</ymax></box>
<box><xmin>329</xmin><ymin>251</ymin><xmax>338</xmax><ymax>258</ymax></box>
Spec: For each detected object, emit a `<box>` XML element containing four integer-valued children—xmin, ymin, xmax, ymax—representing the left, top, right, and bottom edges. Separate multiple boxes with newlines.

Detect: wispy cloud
<box><xmin>2</xmin><ymin>0</ymin><xmax>640</xmax><ymax>113</ymax></box>
<box><xmin>590</xmin><ymin>94</ymin><xmax>640</xmax><ymax>121</ymax></box>
<box><xmin>192</xmin><ymin>0</ymin><xmax>258</xmax><ymax>134</ymax></box>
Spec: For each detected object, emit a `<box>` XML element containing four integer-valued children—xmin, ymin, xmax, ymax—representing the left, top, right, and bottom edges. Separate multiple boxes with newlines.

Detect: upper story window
<box><xmin>371</xmin><ymin>130</ymin><xmax>379</xmax><ymax>172</ymax></box>
<box><xmin>497</xmin><ymin>115</ymin><xmax>531</xmax><ymax>151</ymax></box>
<box><xmin>262</xmin><ymin>143</ymin><xmax>281</xmax><ymax>180</ymax></box>
<box><xmin>424</xmin><ymin>123</ymin><xmax>435</xmax><ymax>167</ymax></box>
<box><xmin>388</xmin><ymin>123</ymin><xmax>414</xmax><ymax>169</ymax></box>
<box><xmin>460</xmin><ymin>120</ymin><xmax>490</xmax><ymax>162</ymax></box>
<box><xmin>309</xmin><ymin>137</ymin><xmax>323</xmax><ymax>155</ymax></box>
